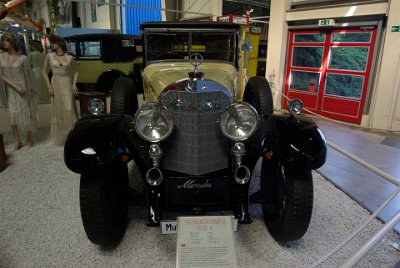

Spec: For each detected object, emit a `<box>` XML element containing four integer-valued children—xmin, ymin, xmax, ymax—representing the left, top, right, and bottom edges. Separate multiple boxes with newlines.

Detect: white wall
<box><xmin>30</xmin><ymin>0</ymin><xmax>49</xmax><ymax>24</ymax></box>
<box><xmin>25</xmin><ymin>0</ymin><xmax>115</xmax><ymax>30</ymax></box>
<box><xmin>84</xmin><ymin>3</ymin><xmax>112</xmax><ymax>29</ymax></box>
<box><xmin>369</xmin><ymin>0</ymin><xmax>400</xmax><ymax>131</ymax></box>
<box><xmin>265</xmin><ymin>0</ymin><xmax>291</xmax><ymax>110</ymax></box>
<box><xmin>180</xmin><ymin>0</ymin><xmax>222</xmax><ymax>21</ymax></box>
<box><xmin>286</xmin><ymin>3</ymin><xmax>388</xmax><ymax>21</ymax></box>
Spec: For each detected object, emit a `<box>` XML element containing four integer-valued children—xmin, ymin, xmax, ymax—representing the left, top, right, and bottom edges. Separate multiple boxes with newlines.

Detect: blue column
<box><xmin>124</xmin><ymin>0</ymin><xmax>162</xmax><ymax>35</ymax></box>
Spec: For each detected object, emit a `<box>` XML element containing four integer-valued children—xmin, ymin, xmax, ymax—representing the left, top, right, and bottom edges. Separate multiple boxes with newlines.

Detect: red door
<box><xmin>283</xmin><ymin>28</ymin><xmax>377</xmax><ymax>124</ymax></box>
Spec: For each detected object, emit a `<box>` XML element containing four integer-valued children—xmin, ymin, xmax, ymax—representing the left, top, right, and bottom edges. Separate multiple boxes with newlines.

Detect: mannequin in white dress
<box><xmin>0</xmin><ymin>32</ymin><xmax>38</xmax><ymax>150</ymax></box>
<box><xmin>43</xmin><ymin>35</ymin><xmax>79</xmax><ymax>146</ymax></box>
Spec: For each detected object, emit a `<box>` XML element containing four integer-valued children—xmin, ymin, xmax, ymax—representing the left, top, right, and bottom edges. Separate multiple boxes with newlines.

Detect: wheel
<box><xmin>95</xmin><ymin>71</ymin><xmax>124</xmax><ymax>96</ymax></box>
<box><xmin>261</xmin><ymin>158</ymin><xmax>313</xmax><ymax>243</ymax></box>
<box><xmin>243</xmin><ymin>76</ymin><xmax>274</xmax><ymax>117</ymax></box>
<box><xmin>110</xmin><ymin>77</ymin><xmax>138</xmax><ymax>116</ymax></box>
<box><xmin>79</xmin><ymin>161</ymin><xmax>129</xmax><ymax>246</ymax></box>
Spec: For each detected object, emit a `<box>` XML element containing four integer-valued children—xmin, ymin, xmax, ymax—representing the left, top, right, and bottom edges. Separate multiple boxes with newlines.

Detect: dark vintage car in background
<box><xmin>65</xmin><ymin>33</ymin><xmax>143</xmax><ymax>95</ymax></box>
<box><xmin>64</xmin><ymin>21</ymin><xmax>327</xmax><ymax>247</ymax></box>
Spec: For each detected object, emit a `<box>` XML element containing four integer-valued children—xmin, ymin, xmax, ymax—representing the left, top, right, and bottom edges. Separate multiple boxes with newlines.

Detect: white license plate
<box><xmin>161</xmin><ymin>216</ymin><xmax>238</xmax><ymax>234</ymax></box>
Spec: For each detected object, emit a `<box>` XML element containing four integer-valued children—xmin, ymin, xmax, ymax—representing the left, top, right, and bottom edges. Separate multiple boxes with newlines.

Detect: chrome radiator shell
<box><xmin>160</xmin><ymin>87</ymin><xmax>232</xmax><ymax>175</ymax></box>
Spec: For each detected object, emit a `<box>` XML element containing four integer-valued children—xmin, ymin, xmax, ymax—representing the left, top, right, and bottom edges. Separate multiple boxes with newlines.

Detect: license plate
<box><xmin>161</xmin><ymin>216</ymin><xmax>238</xmax><ymax>234</ymax></box>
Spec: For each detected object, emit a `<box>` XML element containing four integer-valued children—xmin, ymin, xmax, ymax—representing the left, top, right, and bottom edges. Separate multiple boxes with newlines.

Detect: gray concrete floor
<box><xmin>313</xmin><ymin>116</ymin><xmax>400</xmax><ymax>233</ymax></box>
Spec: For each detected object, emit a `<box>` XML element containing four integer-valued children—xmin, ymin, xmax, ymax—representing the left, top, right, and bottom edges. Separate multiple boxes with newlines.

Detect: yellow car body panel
<box><xmin>76</xmin><ymin>57</ymin><xmax>142</xmax><ymax>84</ymax></box>
<box><xmin>142</xmin><ymin>62</ymin><xmax>239</xmax><ymax>103</ymax></box>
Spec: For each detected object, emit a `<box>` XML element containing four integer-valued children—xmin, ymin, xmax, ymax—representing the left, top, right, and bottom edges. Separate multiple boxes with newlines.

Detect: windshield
<box><xmin>145</xmin><ymin>29</ymin><xmax>236</xmax><ymax>64</ymax></box>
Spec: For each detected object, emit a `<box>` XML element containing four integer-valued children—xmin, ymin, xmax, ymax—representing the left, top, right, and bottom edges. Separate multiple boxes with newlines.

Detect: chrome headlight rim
<box><xmin>87</xmin><ymin>98</ymin><xmax>105</xmax><ymax>115</ymax></box>
<box><xmin>134</xmin><ymin>103</ymin><xmax>174</xmax><ymax>143</ymax></box>
<box><xmin>219</xmin><ymin>102</ymin><xmax>259</xmax><ymax>141</ymax></box>
<box><xmin>288</xmin><ymin>99</ymin><xmax>304</xmax><ymax>115</ymax></box>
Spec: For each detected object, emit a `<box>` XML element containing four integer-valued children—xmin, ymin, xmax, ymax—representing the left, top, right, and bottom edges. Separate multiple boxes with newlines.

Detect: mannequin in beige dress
<box><xmin>0</xmin><ymin>33</ymin><xmax>38</xmax><ymax>150</ymax></box>
<box><xmin>28</xmin><ymin>40</ymin><xmax>49</xmax><ymax>104</ymax></box>
<box><xmin>42</xmin><ymin>35</ymin><xmax>79</xmax><ymax>146</ymax></box>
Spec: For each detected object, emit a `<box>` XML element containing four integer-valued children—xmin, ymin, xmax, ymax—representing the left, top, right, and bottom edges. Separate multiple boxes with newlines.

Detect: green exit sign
<box><xmin>392</xmin><ymin>26</ymin><xmax>400</xmax><ymax>32</ymax></box>
<box><xmin>319</xmin><ymin>19</ymin><xmax>335</xmax><ymax>27</ymax></box>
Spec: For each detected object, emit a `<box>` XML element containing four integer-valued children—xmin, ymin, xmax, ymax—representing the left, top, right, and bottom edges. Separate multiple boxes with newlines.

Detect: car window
<box><xmin>145</xmin><ymin>30</ymin><xmax>236</xmax><ymax>64</ymax></box>
<box><xmin>146</xmin><ymin>32</ymin><xmax>189</xmax><ymax>61</ymax></box>
<box><xmin>66</xmin><ymin>40</ymin><xmax>76</xmax><ymax>56</ymax></box>
<box><xmin>117</xmin><ymin>38</ymin><xmax>142</xmax><ymax>62</ymax></box>
<box><xmin>192</xmin><ymin>32</ymin><xmax>235</xmax><ymax>62</ymax></box>
<box><xmin>122</xmin><ymin>39</ymin><xmax>135</xmax><ymax>48</ymax></box>
<box><xmin>80</xmin><ymin>41</ymin><xmax>101</xmax><ymax>59</ymax></box>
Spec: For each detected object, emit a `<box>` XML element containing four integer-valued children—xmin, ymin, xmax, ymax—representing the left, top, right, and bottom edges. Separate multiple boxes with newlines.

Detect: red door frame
<box><xmin>284</xmin><ymin>30</ymin><xmax>324</xmax><ymax>111</ymax></box>
<box><xmin>283</xmin><ymin>28</ymin><xmax>377</xmax><ymax>124</ymax></box>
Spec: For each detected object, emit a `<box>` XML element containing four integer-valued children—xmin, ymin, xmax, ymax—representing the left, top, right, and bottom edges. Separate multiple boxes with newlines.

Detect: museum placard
<box><xmin>176</xmin><ymin>216</ymin><xmax>236</xmax><ymax>268</ymax></box>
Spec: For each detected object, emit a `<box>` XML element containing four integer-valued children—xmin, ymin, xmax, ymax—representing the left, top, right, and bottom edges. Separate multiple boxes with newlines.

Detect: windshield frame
<box><xmin>142</xmin><ymin>27</ymin><xmax>238</xmax><ymax>69</ymax></box>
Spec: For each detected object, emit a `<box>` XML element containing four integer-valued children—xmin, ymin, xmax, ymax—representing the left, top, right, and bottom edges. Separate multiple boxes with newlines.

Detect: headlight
<box><xmin>219</xmin><ymin>102</ymin><xmax>258</xmax><ymax>141</ymax></box>
<box><xmin>134</xmin><ymin>103</ymin><xmax>174</xmax><ymax>142</ymax></box>
<box><xmin>88</xmin><ymin>98</ymin><xmax>105</xmax><ymax>115</ymax></box>
<box><xmin>288</xmin><ymin>99</ymin><xmax>303</xmax><ymax>115</ymax></box>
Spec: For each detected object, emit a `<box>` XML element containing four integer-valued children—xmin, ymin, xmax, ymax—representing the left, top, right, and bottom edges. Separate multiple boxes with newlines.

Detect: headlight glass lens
<box><xmin>134</xmin><ymin>103</ymin><xmax>174</xmax><ymax>142</ymax></box>
<box><xmin>88</xmin><ymin>98</ymin><xmax>105</xmax><ymax>115</ymax></box>
<box><xmin>219</xmin><ymin>102</ymin><xmax>258</xmax><ymax>141</ymax></box>
<box><xmin>288</xmin><ymin>99</ymin><xmax>303</xmax><ymax>115</ymax></box>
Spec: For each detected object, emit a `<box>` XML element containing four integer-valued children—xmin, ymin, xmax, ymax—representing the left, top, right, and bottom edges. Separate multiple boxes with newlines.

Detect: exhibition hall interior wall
<box><xmin>267</xmin><ymin>0</ymin><xmax>400</xmax><ymax>131</ymax></box>
<box><xmin>30</xmin><ymin>0</ymin><xmax>119</xmax><ymax>30</ymax></box>
<box><xmin>1</xmin><ymin>0</ymin><xmax>400</xmax><ymax>133</ymax></box>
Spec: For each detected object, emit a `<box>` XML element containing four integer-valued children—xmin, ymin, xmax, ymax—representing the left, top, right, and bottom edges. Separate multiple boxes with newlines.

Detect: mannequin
<box><xmin>0</xmin><ymin>32</ymin><xmax>38</xmax><ymax>150</ymax></box>
<box><xmin>28</xmin><ymin>40</ymin><xmax>49</xmax><ymax>104</ymax></box>
<box><xmin>43</xmin><ymin>35</ymin><xmax>79</xmax><ymax>146</ymax></box>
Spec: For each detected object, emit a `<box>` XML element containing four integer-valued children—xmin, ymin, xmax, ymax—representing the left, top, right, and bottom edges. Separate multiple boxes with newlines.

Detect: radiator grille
<box><xmin>160</xmin><ymin>90</ymin><xmax>232</xmax><ymax>175</ymax></box>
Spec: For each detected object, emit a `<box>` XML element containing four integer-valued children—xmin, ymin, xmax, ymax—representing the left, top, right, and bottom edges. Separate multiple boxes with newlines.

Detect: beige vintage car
<box><xmin>65</xmin><ymin>33</ymin><xmax>143</xmax><ymax>94</ymax></box>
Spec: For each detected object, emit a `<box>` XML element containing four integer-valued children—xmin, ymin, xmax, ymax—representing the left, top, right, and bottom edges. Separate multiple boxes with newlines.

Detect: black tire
<box><xmin>261</xmin><ymin>159</ymin><xmax>313</xmax><ymax>243</ymax></box>
<box><xmin>95</xmin><ymin>71</ymin><xmax>124</xmax><ymax>96</ymax></box>
<box><xmin>243</xmin><ymin>76</ymin><xmax>274</xmax><ymax>117</ymax></box>
<box><xmin>110</xmin><ymin>77</ymin><xmax>138</xmax><ymax>116</ymax></box>
<box><xmin>79</xmin><ymin>161</ymin><xmax>129</xmax><ymax>246</ymax></box>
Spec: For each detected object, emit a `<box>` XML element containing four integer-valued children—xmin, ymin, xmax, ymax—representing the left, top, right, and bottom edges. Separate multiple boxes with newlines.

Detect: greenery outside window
<box><xmin>292</xmin><ymin>46</ymin><xmax>324</xmax><ymax>68</ymax></box>
<box><xmin>294</xmin><ymin>33</ymin><xmax>326</xmax><ymax>43</ymax></box>
<box><xmin>325</xmin><ymin>74</ymin><xmax>364</xmax><ymax>99</ymax></box>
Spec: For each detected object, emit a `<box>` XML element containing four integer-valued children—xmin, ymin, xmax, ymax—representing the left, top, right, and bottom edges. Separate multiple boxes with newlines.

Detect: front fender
<box><xmin>267</xmin><ymin>114</ymin><xmax>327</xmax><ymax>169</ymax></box>
<box><xmin>242</xmin><ymin>117</ymin><xmax>269</xmax><ymax>171</ymax></box>
<box><xmin>64</xmin><ymin>115</ymin><xmax>124</xmax><ymax>174</ymax></box>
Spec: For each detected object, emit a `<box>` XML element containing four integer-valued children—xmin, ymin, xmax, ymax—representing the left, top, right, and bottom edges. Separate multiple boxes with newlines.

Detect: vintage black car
<box><xmin>64</xmin><ymin>21</ymin><xmax>327</xmax><ymax>247</ymax></box>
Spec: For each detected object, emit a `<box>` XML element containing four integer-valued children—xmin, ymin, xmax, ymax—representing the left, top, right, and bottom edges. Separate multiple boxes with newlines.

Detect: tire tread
<box><xmin>79</xmin><ymin>163</ymin><xmax>128</xmax><ymax>246</ymax></box>
<box><xmin>110</xmin><ymin>77</ymin><xmax>138</xmax><ymax>116</ymax></box>
<box><xmin>244</xmin><ymin>76</ymin><xmax>274</xmax><ymax>116</ymax></box>
<box><xmin>262</xmin><ymin>161</ymin><xmax>313</xmax><ymax>243</ymax></box>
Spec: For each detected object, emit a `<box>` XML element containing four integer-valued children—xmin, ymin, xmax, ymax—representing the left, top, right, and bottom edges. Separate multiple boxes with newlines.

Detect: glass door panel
<box><xmin>329</xmin><ymin>47</ymin><xmax>369</xmax><ymax>71</ymax></box>
<box><xmin>292</xmin><ymin>46</ymin><xmax>323</xmax><ymax>68</ymax></box>
<box><xmin>325</xmin><ymin>74</ymin><xmax>364</xmax><ymax>99</ymax></box>
<box><xmin>294</xmin><ymin>33</ymin><xmax>325</xmax><ymax>42</ymax></box>
<box><xmin>331</xmin><ymin>32</ymin><xmax>372</xmax><ymax>43</ymax></box>
<box><xmin>290</xmin><ymin>71</ymin><xmax>320</xmax><ymax>93</ymax></box>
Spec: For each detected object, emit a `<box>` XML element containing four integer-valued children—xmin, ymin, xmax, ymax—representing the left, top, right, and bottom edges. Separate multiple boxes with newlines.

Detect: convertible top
<box><xmin>140</xmin><ymin>21</ymin><xmax>241</xmax><ymax>30</ymax></box>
